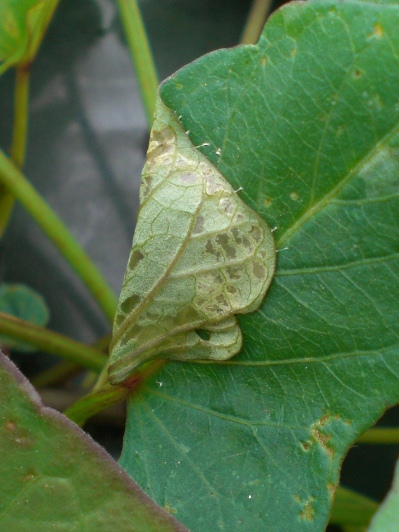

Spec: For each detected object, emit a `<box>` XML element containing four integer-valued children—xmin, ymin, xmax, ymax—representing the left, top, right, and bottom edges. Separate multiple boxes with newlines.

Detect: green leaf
<box><xmin>0</xmin><ymin>0</ymin><xmax>59</xmax><ymax>75</ymax></box>
<box><xmin>109</xmin><ymin>100</ymin><xmax>276</xmax><ymax>384</ymax></box>
<box><xmin>0</xmin><ymin>283</ymin><xmax>49</xmax><ymax>352</ymax></box>
<box><xmin>330</xmin><ymin>486</ymin><xmax>378</xmax><ymax>527</ymax></box>
<box><xmin>368</xmin><ymin>459</ymin><xmax>399</xmax><ymax>532</ymax></box>
<box><xmin>119</xmin><ymin>0</ymin><xmax>399</xmax><ymax>529</ymax></box>
<box><xmin>0</xmin><ymin>351</ymin><xmax>186</xmax><ymax>531</ymax></box>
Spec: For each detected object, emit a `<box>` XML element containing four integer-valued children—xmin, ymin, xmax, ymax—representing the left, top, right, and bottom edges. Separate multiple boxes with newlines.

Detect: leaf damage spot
<box><xmin>312</xmin><ymin>430</ymin><xmax>333</xmax><ymax>458</ymax></box>
<box><xmin>22</xmin><ymin>470</ymin><xmax>37</xmax><ymax>482</ymax></box>
<box><xmin>368</xmin><ymin>94</ymin><xmax>383</xmax><ymax>110</ymax></box>
<box><xmin>335</xmin><ymin>124</ymin><xmax>346</xmax><ymax>137</ymax></box>
<box><xmin>147</xmin><ymin>128</ymin><xmax>175</xmax><ymax>162</ymax></box>
<box><xmin>261</xmin><ymin>55</ymin><xmax>268</xmax><ymax>66</ymax></box>
<box><xmin>196</xmin><ymin>329</ymin><xmax>211</xmax><ymax>341</ymax></box>
<box><xmin>5</xmin><ymin>420</ymin><xmax>16</xmax><ymax>432</ymax></box>
<box><xmin>128</xmin><ymin>250</ymin><xmax>145</xmax><ymax>270</ymax></box>
<box><xmin>252</xmin><ymin>262</ymin><xmax>266</xmax><ymax>280</ymax></box>
<box><xmin>290</xmin><ymin>191</ymin><xmax>300</xmax><ymax>201</ymax></box>
<box><xmin>249</xmin><ymin>224</ymin><xmax>263</xmax><ymax>244</ymax></box>
<box><xmin>215</xmin><ymin>233</ymin><xmax>237</xmax><ymax>259</ymax></box>
<box><xmin>372</xmin><ymin>23</ymin><xmax>383</xmax><ymax>38</ymax></box>
<box><xmin>193</xmin><ymin>215</ymin><xmax>205</xmax><ymax>235</ymax></box>
<box><xmin>218</xmin><ymin>197</ymin><xmax>235</xmax><ymax>217</ymax></box>
<box><xmin>298</xmin><ymin>495</ymin><xmax>315</xmax><ymax>521</ymax></box>
<box><xmin>301</xmin><ymin>413</ymin><xmax>345</xmax><ymax>459</ymax></box>
<box><xmin>205</xmin><ymin>239</ymin><xmax>222</xmax><ymax>260</ymax></box>
<box><xmin>164</xmin><ymin>503</ymin><xmax>177</xmax><ymax>515</ymax></box>
<box><xmin>264</xmin><ymin>197</ymin><xmax>272</xmax><ymax>207</ymax></box>
<box><xmin>121</xmin><ymin>293</ymin><xmax>142</xmax><ymax>314</ymax></box>
<box><xmin>327</xmin><ymin>482</ymin><xmax>337</xmax><ymax>499</ymax></box>
<box><xmin>179</xmin><ymin>172</ymin><xmax>200</xmax><ymax>184</ymax></box>
<box><xmin>205</xmin><ymin>174</ymin><xmax>225</xmax><ymax>195</ymax></box>
<box><xmin>4</xmin><ymin>419</ymin><xmax>34</xmax><ymax>447</ymax></box>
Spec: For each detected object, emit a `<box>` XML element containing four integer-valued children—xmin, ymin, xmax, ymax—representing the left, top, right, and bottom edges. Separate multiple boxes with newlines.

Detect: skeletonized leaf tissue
<box><xmin>108</xmin><ymin>99</ymin><xmax>276</xmax><ymax>384</ymax></box>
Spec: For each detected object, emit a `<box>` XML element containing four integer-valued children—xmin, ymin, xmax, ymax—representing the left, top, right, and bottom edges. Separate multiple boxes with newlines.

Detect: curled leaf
<box><xmin>0</xmin><ymin>283</ymin><xmax>49</xmax><ymax>352</ymax></box>
<box><xmin>108</xmin><ymin>100</ymin><xmax>276</xmax><ymax>384</ymax></box>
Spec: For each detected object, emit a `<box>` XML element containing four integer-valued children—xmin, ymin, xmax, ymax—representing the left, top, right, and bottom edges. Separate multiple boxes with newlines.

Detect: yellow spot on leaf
<box><xmin>290</xmin><ymin>191</ymin><xmax>300</xmax><ymax>201</ymax></box>
<box><xmin>373</xmin><ymin>23</ymin><xmax>383</xmax><ymax>38</ymax></box>
<box><xmin>295</xmin><ymin>495</ymin><xmax>315</xmax><ymax>522</ymax></box>
<box><xmin>264</xmin><ymin>197</ymin><xmax>272</xmax><ymax>207</ymax></box>
<box><xmin>164</xmin><ymin>503</ymin><xmax>177</xmax><ymax>514</ymax></box>
<box><xmin>300</xmin><ymin>496</ymin><xmax>315</xmax><ymax>521</ymax></box>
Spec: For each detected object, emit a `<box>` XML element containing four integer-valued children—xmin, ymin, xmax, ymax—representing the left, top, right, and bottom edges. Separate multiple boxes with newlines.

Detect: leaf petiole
<box><xmin>116</xmin><ymin>0</ymin><xmax>158</xmax><ymax>125</ymax></box>
<box><xmin>0</xmin><ymin>312</ymin><xmax>106</xmax><ymax>371</ymax></box>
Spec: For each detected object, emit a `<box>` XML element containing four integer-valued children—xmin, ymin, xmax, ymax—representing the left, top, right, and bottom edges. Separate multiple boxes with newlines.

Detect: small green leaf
<box><xmin>108</xmin><ymin>99</ymin><xmax>276</xmax><ymax>384</ymax></box>
<box><xmin>368</xmin><ymin>459</ymin><xmax>399</xmax><ymax>532</ymax></box>
<box><xmin>330</xmin><ymin>486</ymin><xmax>378</xmax><ymax>527</ymax></box>
<box><xmin>0</xmin><ymin>352</ymin><xmax>187</xmax><ymax>531</ymax></box>
<box><xmin>0</xmin><ymin>283</ymin><xmax>49</xmax><ymax>352</ymax></box>
<box><xmin>0</xmin><ymin>0</ymin><xmax>59</xmax><ymax>75</ymax></box>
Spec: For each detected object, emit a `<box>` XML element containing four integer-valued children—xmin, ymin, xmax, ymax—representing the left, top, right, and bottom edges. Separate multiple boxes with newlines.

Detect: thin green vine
<box><xmin>0</xmin><ymin>65</ymin><xmax>31</xmax><ymax>236</ymax></box>
<box><xmin>357</xmin><ymin>427</ymin><xmax>399</xmax><ymax>445</ymax></box>
<box><xmin>0</xmin><ymin>312</ymin><xmax>106</xmax><ymax>371</ymax></box>
<box><xmin>116</xmin><ymin>0</ymin><xmax>159</xmax><ymax>125</ymax></box>
<box><xmin>0</xmin><ymin>150</ymin><xmax>117</xmax><ymax>322</ymax></box>
<box><xmin>240</xmin><ymin>0</ymin><xmax>273</xmax><ymax>45</ymax></box>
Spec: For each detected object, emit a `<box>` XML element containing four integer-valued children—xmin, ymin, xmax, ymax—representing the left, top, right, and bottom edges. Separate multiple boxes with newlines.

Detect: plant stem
<box><xmin>31</xmin><ymin>360</ymin><xmax>82</xmax><ymax>388</ymax></box>
<box><xmin>64</xmin><ymin>383</ymin><xmax>128</xmax><ymax>426</ymax></box>
<box><xmin>0</xmin><ymin>312</ymin><xmax>106</xmax><ymax>371</ymax></box>
<box><xmin>357</xmin><ymin>427</ymin><xmax>399</xmax><ymax>444</ymax></box>
<box><xmin>116</xmin><ymin>0</ymin><xmax>158</xmax><ymax>125</ymax></box>
<box><xmin>0</xmin><ymin>65</ymin><xmax>31</xmax><ymax>236</ymax></box>
<box><xmin>0</xmin><ymin>150</ymin><xmax>118</xmax><ymax>322</ymax></box>
<box><xmin>32</xmin><ymin>334</ymin><xmax>111</xmax><ymax>388</ymax></box>
<box><xmin>66</xmin><ymin>360</ymin><xmax>166</xmax><ymax>426</ymax></box>
<box><xmin>11</xmin><ymin>65</ymin><xmax>31</xmax><ymax>168</ymax></box>
<box><xmin>240</xmin><ymin>0</ymin><xmax>273</xmax><ymax>45</ymax></box>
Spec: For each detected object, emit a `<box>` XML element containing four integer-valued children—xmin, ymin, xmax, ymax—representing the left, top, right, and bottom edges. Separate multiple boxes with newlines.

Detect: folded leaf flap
<box><xmin>109</xmin><ymin>100</ymin><xmax>275</xmax><ymax>383</ymax></box>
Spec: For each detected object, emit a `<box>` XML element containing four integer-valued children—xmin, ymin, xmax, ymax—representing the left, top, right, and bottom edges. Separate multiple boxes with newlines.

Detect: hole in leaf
<box><xmin>196</xmin><ymin>329</ymin><xmax>211</xmax><ymax>341</ymax></box>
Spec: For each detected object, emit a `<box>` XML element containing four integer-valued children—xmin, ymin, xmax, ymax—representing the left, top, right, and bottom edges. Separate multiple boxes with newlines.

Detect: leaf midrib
<box><xmin>276</xmin><ymin>120</ymin><xmax>399</xmax><ymax>248</ymax></box>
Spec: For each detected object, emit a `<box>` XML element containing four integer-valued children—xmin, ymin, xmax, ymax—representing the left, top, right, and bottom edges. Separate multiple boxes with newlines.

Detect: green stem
<box><xmin>330</xmin><ymin>486</ymin><xmax>378</xmax><ymax>527</ymax></box>
<box><xmin>240</xmin><ymin>0</ymin><xmax>273</xmax><ymax>45</ymax></box>
<box><xmin>64</xmin><ymin>383</ymin><xmax>128</xmax><ymax>426</ymax></box>
<box><xmin>11</xmin><ymin>65</ymin><xmax>31</xmax><ymax>168</ymax></box>
<box><xmin>0</xmin><ymin>150</ymin><xmax>118</xmax><ymax>322</ymax></box>
<box><xmin>116</xmin><ymin>0</ymin><xmax>158</xmax><ymax>125</ymax></box>
<box><xmin>357</xmin><ymin>427</ymin><xmax>399</xmax><ymax>444</ymax></box>
<box><xmin>66</xmin><ymin>360</ymin><xmax>166</xmax><ymax>426</ymax></box>
<box><xmin>31</xmin><ymin>360</ymin><xmax>82</xmax><ymax>388</ymax></box>
<box><xmin>0</xmin><ymin>65</ymin><xmax>31</xmax><ymax>236</ymax></box>
<box><xmin>0</xmin><ymin>312</ymin><xmax>106</xmax><ymax>371</ymax></box>
<box><xmin>31</xmin><ymin>333</ymin><xmax>111</xmax><ymax>389</ymax></box>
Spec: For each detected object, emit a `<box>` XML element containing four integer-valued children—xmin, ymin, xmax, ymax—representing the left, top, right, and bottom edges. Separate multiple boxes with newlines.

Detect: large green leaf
<box><xmin>0</xmin><ymin>283</ymin><xmax>49</xmax><ymax>352</ymax></box>
<box><xmin>0</xmin><ymin>0</ymin><xmax>59</xmax><ymax>75</ymax></box>
<box><xmin>119</xmin><ymin>0</ymin><xmax>399</xmax><ymax>530</ymax></box>
<box><xmin>0</xmin><ymin>352</ymin><xmax>186</xmax><ymax>531</ymax></box>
